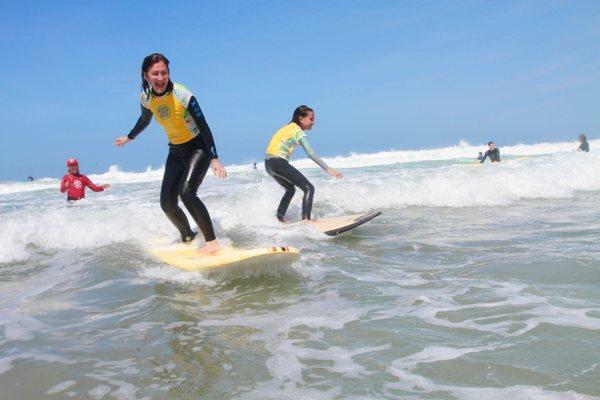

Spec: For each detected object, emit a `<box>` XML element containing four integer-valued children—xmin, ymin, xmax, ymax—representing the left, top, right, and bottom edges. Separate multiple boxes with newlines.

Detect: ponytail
<box><xmin>290</xmin><ymin>105</ymin><xmax>314</xmax><ymax>125</ymax></box>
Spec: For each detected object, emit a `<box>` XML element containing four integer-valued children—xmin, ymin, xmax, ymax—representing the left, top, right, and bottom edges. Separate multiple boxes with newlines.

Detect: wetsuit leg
<box><xmin>160</xmin><ymin>153</ymin><xmax>196</xmax><ymax>242</ymax></box>
<box><xmin>178</xmin><ymin>149</ymin><xmax>216</xmax><ymax>242</ymax></box>
<box><xmin>265</xmin><ymin>159</ymin><xmax>296</xmax><ymax>221</ymax></box>
<box><xmin>265</xmin><ymin>158</ymin><xmax>314</xmax><ymax>220</ymax></box>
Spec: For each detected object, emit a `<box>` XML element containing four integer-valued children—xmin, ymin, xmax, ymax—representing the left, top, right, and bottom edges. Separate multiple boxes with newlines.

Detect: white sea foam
<box><xmin>386</xmin><ymin>346</ymin><xmax>596</xmax><ymax>399</ymax></box>
<box><xmin>46</xmin><ymin>380</ymin><xmax>77</xmax><ymax>395</ymax></box>
<box><xmin>1</xmin><ymin>141</ymin><xmax>598</xmax><ymax>264</ymax></box>
<box><xmin>1</xmin><ymin>138</ymin><xmax>596</xmax><ymax>196</ymax></box>
<box><xmin>0</xmin><ymin>178</ymin><xmax>59</xmax><ymax>196</ymax></box>
<box><xmin>292</xmin><ymin>138</ymin><xmax>599</xmax><ymax>169</ymax></box>
<box><xmin>0</xmin><ymin>200</ymin><xmax>167</xmax><ymax>263</ymax></box>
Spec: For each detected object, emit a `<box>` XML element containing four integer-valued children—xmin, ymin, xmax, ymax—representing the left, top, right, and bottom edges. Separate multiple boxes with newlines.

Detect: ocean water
<box><xmin>1</xmin><ymin>140</ymin><xmax>599</xmax><ymax>399</ymax></box>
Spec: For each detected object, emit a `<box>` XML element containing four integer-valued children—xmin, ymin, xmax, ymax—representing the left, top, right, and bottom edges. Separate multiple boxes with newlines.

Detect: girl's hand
<box><xmin>114</xmin><ymin>136</ymin><xmax>131</xmax><ymax>147</ymax></box>
<box><xmin>211</xmin><ymin>158</ymin><xmax>227</xmax><ymax>178</ymax></box>
<box><xmin>327</xmin><ymin>167</ymin><xmax>343</xmax><ymax>179</ymax></box>
<box><xmin>102</xmin><ymin>184</ymin><xmax>110</xmax><ymax>189</ymax></box>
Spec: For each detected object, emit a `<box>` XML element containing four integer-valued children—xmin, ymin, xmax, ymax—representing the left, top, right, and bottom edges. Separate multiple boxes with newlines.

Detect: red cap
<box><xmin>66</xmin><ymin>158</ymin><xmax>79</xmax><ymax>167</ymax></box>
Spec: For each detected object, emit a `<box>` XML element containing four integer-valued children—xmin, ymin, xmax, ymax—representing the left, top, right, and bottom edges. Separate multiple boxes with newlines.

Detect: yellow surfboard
<box><xmin>153</xmin><ymin>246</ymin><xmax>300</xmax><ymax>272</ymax></box>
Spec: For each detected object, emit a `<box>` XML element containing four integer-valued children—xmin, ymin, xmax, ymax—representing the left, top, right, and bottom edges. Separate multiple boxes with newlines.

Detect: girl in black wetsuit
<box><xmin>114</xmin><ymin>53</ymin><xmax>227</xmax><ymax>255</ymax></box>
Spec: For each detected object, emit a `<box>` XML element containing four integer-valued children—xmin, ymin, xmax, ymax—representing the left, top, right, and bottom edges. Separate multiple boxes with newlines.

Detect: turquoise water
<box><xmin>1</xmin><ymin>142</ymin><xmax>599</xmax><ymax>399</ymax></box>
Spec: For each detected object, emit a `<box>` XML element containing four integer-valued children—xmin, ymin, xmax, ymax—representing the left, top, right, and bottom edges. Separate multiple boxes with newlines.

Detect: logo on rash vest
<box><xmin>157</xmin><ymin>105</ymin><xmax>171</xmax><ymax>119</ymax></box>
<box><xmin>74</xmin><ymin>179</ymin><xmax>83</xmax><ymax>189</ymax></box>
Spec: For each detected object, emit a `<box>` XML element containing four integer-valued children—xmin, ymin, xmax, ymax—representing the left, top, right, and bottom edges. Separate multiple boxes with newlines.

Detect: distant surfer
<box><xmin>578</xmin><ymin>134</ymin><xmax>589</xmax><ymax>152</ymax></box>
<box><xmin>114</xmin><ymin>53</ymin><xmax>227</xmax><ymax>255</ymax></box>
<box><xmin>265</xmin><ymin>105</ymin><xmax>343</xmax><ymax>222</ymax></box>
<box><xmin>27</xmin><ymin>176</ymin><xmax>34</xmax><ymax>182</ymax></box>
<box><xmin>480</xmin><ymin>142</ymin><xmax>501</xmax><ymax>163</ymax></box>
<box><xmin>477</xmin><ymin>152</ymin><xmax>484</xmax><ymax>161</ymax></box>
<box><xmin>60</xmin><ymin>158</ymin><xmax>109</xmax><ymax>201</ymax></box>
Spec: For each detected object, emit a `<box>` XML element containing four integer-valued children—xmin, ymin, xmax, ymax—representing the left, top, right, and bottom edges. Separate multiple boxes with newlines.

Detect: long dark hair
<box><xmin>141</xmin><ymin>53</ymin><xmax>172</xmax><ymax>99</ymax></box>
<box><xmin>290</xmin><ymin>105</ymin><xmax>314</xmax><ymax>125</ymax></box>
<box><xmin>579</xmin><ymin>134</ymin><xmax>587</xmax><ymax>142</ymax></box>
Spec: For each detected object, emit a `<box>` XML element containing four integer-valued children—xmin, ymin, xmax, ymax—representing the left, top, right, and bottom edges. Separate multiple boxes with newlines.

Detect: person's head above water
<box><xmin>66</xmin><ymin>158</ymin><xmax>79</xmax><ymax>174</ymax></box>
<box><xmin>488</xmin><ymin>141</ymin><xmax>496</xmax><ymax>150</ymax></box>
<box><xmin>478</xmin><ymin>152</ymin><xmax>483</xmax><ymax>156</ymax></box>
<box><xmin>291</xmin><ymin>105</ymin><xmax>315</xmax><ymax>131</ymax></box>
<box><xmin>141</xmin><ymin>53</ymin><xmax>172</xmax><ymax>97</ymax></box>
<box><xmin>579</xmin><ymin>134</ymin><xmax>587</xmax><ymax>143</ymax></box>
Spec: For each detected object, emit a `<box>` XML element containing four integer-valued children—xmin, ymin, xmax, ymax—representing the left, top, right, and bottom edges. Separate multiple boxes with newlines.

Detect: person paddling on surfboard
<box><xmin>60</xmin><ymin>158</ymin><xmax>110</xmax><ymax>201</ymax></box>
<box><xmin>265</xmin><ymin>105</ymin><xmax>343</xmax><ymax>222</ymax></box>
<box><xmin>480</xmin><ymin>142</ymin><xmax>501</xmax><ymax>163</ymax></box>
<box><xmin>114</xmin><ymin>53</ymin><xmax>227</xmax><ymax>255</ymax></box>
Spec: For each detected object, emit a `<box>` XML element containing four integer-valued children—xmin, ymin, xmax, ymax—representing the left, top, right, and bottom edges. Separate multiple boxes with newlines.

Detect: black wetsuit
<box><xmin>480</xmin><ymin>148</ymin><xmax>501</xmax><ymax>163</ymax></box>
<box><xmin>264</xmin><ymin>157</ymin><xmax>315</xmax><ymax>221</ymax></box>
<box><xmin>127</xmin><ymin>87</ymin><xmax>218</xmax><ymax>242</ymax></box>
<box><xmin>579</xmin><ymin>141</ymin><xmax>590</xmax><ymax>152</ymax></box>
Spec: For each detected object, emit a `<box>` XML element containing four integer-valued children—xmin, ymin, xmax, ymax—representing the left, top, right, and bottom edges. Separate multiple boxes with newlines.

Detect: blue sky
<box><xmin>1</xmin><ymin>0</ymin><xmax>599</xmax><ymax>181</ymax></box>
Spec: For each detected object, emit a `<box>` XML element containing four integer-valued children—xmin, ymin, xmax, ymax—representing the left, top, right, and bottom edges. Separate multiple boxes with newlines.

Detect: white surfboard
<box><xmin>468</xmin><ymin>156</ymin><xmax>527</xmax><ymax>167</ymax></box>
<box><xmin>455</xmin><ymin>157</ymin><xmax>480</xmax><ymax>164</ymax></box>
<box><xmin>153</xmin><ymin>246</ymin><xmax>300</xmax><ymax>273</ymax></box>
<box><xmin>311</xmin><ymin>211</ymin><xmax>382</xmax><ymax>236</ymax></box>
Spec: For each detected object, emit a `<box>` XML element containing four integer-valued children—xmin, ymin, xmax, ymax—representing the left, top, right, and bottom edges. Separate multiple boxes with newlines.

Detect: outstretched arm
<box><xmin>127</xmin><ymin>105</ymin><xmax>153</xmax><ymax>140</ymax></box>
<box><xmin>480</xmin><ymin>151</ymin><xmax>488</xmax><ymax>163</ymax></box>
<box><xmin>299</xmin><ymin>137</ymin><xmax>328</xmax><ymax>170</ymax></box>
<box><xmin>115</xmin><ymin>105</ymin><xmax>153</xmax><ymax>147</ymax></box>
<box><xmin>83</xmin><ymin>176</ymin><xmax>104</xmax><ymax>192</ymax></box>
<box><xmin>299</xmin><ymin>137</ymin><xmax>343</xmax><ymax>179</ymax></box>
<box><xmin>187</xmin><ymin>96</ymin><xmax>218</xmax><ymax>159</ymax></box>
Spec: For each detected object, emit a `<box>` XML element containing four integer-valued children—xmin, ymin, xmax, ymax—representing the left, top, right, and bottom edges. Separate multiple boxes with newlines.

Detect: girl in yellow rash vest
<box><xmin>265</xmin><ymin>105</ymin><xmax>343</xmax><ymax>222</ymax></box>
<box><xmin>114</xmin><ymin>53</ymin><xmax>227</xmax><ymax>255</ymax></box>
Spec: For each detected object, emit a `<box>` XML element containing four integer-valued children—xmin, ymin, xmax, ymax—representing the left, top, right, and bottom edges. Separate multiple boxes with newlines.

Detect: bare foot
<box><xmin>198</xmin><ymin>240</ymin><xmax>223</xmax><ymax>255</ymax></box>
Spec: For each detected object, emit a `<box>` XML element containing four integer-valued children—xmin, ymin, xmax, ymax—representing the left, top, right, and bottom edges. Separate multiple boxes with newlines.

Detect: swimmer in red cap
<box><xmin>60</xmin><ymin>158</ymin><xmax>110</xmax><ymax>201</ymax></box>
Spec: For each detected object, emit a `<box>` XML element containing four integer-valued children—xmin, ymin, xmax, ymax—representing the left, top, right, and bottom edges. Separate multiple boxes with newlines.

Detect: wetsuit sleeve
<box><xmin>127</xmin><ymin>105</ymin><xmax>153</xmax><ymax>140</ymax></box>
<box><xmin>480</xmin><ymin>151</ymin><xmax>489</xmax><ymax>163</ymax></box>
<box><xmin>60</xmin><ymin>176</ymin><xmax>68</xmax><ymax>193</ymax></box>
<box><xmin>187</xmin><ymin>96</ymin><xmax>218</xmax><ymax>159</ymax></box>
<box><xmin>496</xmin><ymin>149</ymin><xmax>501</xmax><ymax>161</ymax></box>
<box><xmin>82</xmin><ymin>176</ymin><xmax>104</xmax><ymax>192</ymax></box>
<box><xmin>299</xmin><ymin>137</ymin><xmax>329</xmax><ymax>170</ymax></box>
